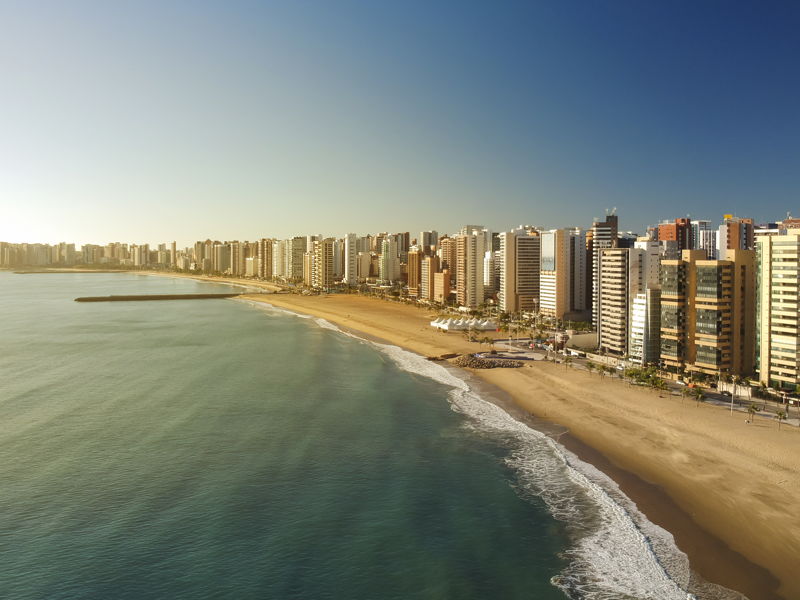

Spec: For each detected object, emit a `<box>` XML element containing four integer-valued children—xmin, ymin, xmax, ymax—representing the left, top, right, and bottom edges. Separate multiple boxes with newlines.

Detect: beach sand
<box><xmin>242</xmin><ymin>292</ymin><xmax>800</xmax><ymax>600</ymax></box>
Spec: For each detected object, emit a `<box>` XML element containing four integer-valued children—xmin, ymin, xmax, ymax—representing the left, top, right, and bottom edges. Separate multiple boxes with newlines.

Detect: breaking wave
<box><xmin>240</xmin><ymin>299</ymin><xmax>745</xmax><ymax>600</ymax></box>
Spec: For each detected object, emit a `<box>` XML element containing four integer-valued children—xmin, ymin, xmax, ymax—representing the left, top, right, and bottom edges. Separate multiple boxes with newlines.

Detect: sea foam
<box><xmin>240</xmin><ymin>300</ymin><xmax>746</xmax><ymax>600</ymax></box>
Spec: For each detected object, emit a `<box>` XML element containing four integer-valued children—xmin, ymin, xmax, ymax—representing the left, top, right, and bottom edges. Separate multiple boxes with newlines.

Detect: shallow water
<box><xmin>0</xmin><ymin>272</ymin><xmax>743</xmax><ymax>599</ymax></box>
<box><xmin>0</xmin><ymin>273</ymin><xmax>569</xmax><ymax>599</ymax></box>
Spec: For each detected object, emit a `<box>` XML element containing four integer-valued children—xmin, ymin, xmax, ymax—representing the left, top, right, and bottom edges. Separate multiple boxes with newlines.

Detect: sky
<box><xmin>1</xmin><ymin>0</ymin><xmax>799</xmax><ymax>246</ymax></box>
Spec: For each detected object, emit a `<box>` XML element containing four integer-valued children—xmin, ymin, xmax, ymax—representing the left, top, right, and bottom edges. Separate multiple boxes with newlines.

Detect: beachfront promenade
<box><xmin>490</xmin><ymin>338</ymin><xmax>800</xmax><ymax>428</ymax></box>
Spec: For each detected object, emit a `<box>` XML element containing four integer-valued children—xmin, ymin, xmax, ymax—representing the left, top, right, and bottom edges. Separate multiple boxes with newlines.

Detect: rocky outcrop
<box><xmin>426</xmin><ymin>353</ymin><xmax>460</xmax><ymax>361</ymax></box>
<box><xmin>451</xmin><ymin>355</ymin><xmax>523</xmax><ymax>369</ymax></box>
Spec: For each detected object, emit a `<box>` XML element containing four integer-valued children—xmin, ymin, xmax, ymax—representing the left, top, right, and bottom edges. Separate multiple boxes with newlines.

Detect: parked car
<box><xmin>721</xmin><ymin>390</ymin><xmax>732</xmax><ymax>397</ymax></box>
<box><xmin>676</xmin><ymin>380</ymin><xmax>687</xmax><ymax>386</ymax></box>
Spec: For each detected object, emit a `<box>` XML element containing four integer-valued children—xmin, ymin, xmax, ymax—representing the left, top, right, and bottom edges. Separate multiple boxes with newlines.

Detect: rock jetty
<box><xmin>451</xmin><ymin>355</ymin><xmax>523</xmax><ymax>369</ymax></box>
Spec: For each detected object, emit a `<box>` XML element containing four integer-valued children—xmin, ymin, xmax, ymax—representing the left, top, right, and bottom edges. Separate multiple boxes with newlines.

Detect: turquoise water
<box><xmin>1</xmin><ymin>272</ymin><xmax>571</xmax><ymax>599</ymax></box>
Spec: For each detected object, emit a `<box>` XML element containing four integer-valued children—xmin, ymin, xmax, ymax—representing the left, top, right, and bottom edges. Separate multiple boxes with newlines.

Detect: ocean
<box><xmin>0</xmin><ymin>272</ymin><xmax>741</xmax><ymax>599</ymax></box>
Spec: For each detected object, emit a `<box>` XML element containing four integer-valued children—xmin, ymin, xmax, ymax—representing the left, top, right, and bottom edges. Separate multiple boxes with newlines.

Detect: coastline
<box><xmin>237</xmin><ymin>291</ymin><xmax>799</xmax><ymax>600</ymax></box>
<box><xmin>14</xmin><ymin>269</ymin><xmax>796</xmax><ymax>597</ymax></box>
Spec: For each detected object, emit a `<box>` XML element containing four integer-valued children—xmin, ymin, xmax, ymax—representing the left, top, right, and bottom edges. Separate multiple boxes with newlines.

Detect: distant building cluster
<box><xmin>4</xmin><ymin>213</ymin><xmax>800</xmax><ymax>390</ymax></box>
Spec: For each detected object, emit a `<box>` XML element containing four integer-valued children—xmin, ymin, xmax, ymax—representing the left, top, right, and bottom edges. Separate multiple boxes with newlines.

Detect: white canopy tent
<box><xmin>430</xmin><ymin>318</ymin><xmax>497</xmax><ymax>331</ymax></box>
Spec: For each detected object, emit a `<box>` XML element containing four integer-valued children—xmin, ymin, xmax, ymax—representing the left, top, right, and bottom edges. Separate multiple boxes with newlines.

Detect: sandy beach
<box><xmin>240</xmin><ymin>291</ymin><xmax>800</xmax><ymax>600</ymax></box>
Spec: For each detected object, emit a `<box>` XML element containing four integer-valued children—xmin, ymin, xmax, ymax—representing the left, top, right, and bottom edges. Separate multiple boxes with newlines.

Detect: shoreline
<box><xmin>10</xmin><ymin>270</ymin><xmax>795</xmax><ymax>597</ymax></box>
<box><xmin>236</xmin><ymin>291</ymin><xmax>798</xmax><ymax>600</ymax></box>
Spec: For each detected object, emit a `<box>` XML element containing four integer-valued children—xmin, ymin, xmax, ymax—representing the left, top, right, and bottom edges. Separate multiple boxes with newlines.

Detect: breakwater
<box><xmin>75</xmin><ymin>293</ymin><xmax>243</xmax><ymax>302</ymax></box>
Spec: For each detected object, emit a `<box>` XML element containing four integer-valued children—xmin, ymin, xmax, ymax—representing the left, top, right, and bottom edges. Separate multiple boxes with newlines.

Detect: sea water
<box><xmin>0</xmin><ymin>272</ymin><xmax>742</xmax><ymax>599</ymax></box>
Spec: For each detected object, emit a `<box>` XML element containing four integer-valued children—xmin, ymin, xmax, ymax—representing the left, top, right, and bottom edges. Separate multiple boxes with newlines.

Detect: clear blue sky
<box><xmin>2</xmin><ymin>0</ymin><xmax>798</xmax><ymax>246</ymax></box>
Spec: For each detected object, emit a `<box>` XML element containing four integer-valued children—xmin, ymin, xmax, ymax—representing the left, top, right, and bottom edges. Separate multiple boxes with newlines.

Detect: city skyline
<box><xmin>3</xmin><ymin>1</ymin><xmax>799</xmax><ymax>245</ymax></box>
<box><xmin>0</xmin><ymin>207</ymin><xmax>777</xmax><ymax>249</ymax></box>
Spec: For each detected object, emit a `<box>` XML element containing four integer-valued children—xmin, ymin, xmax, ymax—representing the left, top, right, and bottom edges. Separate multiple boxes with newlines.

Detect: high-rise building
<box><xmin>456</xmin><ymin>231</ymin><xmax>485</xmax><ymax>308</ymax></box>
<box><xmin>356</xmin><ymin>235</ymin><xmax>372</xmax><ymax>253</ymax></box>
<box><xmin>660</xmin><ymin>249</ymin><xmax>755</xmax><ymax>378</ymax></box>
<box><xmin>332</xmin><ymin>238</ymin><xmax>344</xmax><ymax>279</ymax></box>
<box><xmin>433</xmin><ymin>270</ymin><xmax>451</xmax><ymax>304</ymax></box>
<box><xmin>717</xmin><ymin>216</ymin><xmax>754</xmax><ymax>253</ymax></box>
<box><xmin>630</xmin><ymin>286</ymin><xmax>662</xmax><ymax>366</ymax></box>
<box><xmin>438</xmin><ymin>236</ymin><xmax>457</xmax><ymax>278</ymax></box>
<box><xmin>132</xmin><ymin>244</ymin><xmax>150</xmax><ymax>267</ymax></box>
<box><xmin>344</xmin><ymin>233</ymin><xmax>358</xmax><ymax>285</ymax></box>
<box><xmin>483</xmin><ymin>251</ymin><xmax>497</xmax><ymax>297</ymax></box>
<box><xmin>393</xmin><ymin>232</ymin><xmax>410</xmax><ymax>263</ymax></box>
<box><xmin>303</xmin><ymin>252</ymin><xmax>314</xmax><ymax>287</ymax></box>
<box><xmin>312</xmin><ymin>238</ymin><xmax>335</xmax><ymax>290</ymax></box>
<box><xmin>596</xmin><ymin>241</ymin><xmax>659</xmax><ymax>356</ymax></box>
<box><xmin>567</xmin><ymin>228</ymin><xmax>588</xmax><ymax>314</ymax></box>
<box><xmin>756</xmin><ymin>230</ymin><xmax>800</xmax><ymax>389</ymax></box>
<box><xmin>258</xmin><ymin>239</ymin><xmax>273</xmax><ymax>279</ymax></box>
<box><xmin>271</xmin><ymin>241</ymin><xmax>286</xmax><ymax>278</ymax></box>
<box><xmin>658</xmin><ymin>218</ymin><xmax>693</xmax><ymax>250</ymax></box>
<box><xmin>372</xmin><ymin>233</ymin><xmax>387</xmax><ymax>253</ymax></box>
<box><xmin>193</xmin><ymin>241</ymin><xmax>205</xmax><ymax>265</ymax></box>
<box><xmin>356</xmin><ymin>252</ymin><xmax>371</xmax><ymax>281</ymax></box>
<box><xmin>421</xmin><ymin>255</ymin><xmax>440</xmax><ymax>301</ymax></box>
<box><xmin>540</xmin><ymin>228</ymin><xmax>587</xmax><ymax>320</ymax></box>
<box><xmin>379</xmin><ymin>238</ymin><xmax>400</xmax><ymax>283</ymax></box>
<box><xmin>589</xmin><ymin>214</ymin><xmax>619</xmax><ymax>327</ymax></box>
<box><xmin>407</xmin><ymin>247</ymin><xmax>422</xmax><ymax>296</ymax></box>
<box><xmin>691</xmin><ymin>220</ymin><xmax>718</xmax><ymax>259</ymax></box>
<box><xmin>498</xmin><ymin>229</ymin><xmax>541</xmax><ymax>313</ymax></box>
<box><xmin>229</xmin><ymin>241</ymin><xmax>245</xmax><ymax>276</ymax></box>
<box><xmin>286</xmin><ymin>237</ymin><xmax>306</xmax><ymax>281</ymax></box>
<box><xmin>419</xmin><ymin>231</ymin><xmax>439</xmax><ymax>253</ymax></box>
<box><xmin>213</xmin><ymin>243</ymin><xmax>229</xmax><ymax>273</ymax></box>
<box><xmin>245</xmin><ymin>257</ymin><xmax>258</xmax><ymax>277</ymax></box>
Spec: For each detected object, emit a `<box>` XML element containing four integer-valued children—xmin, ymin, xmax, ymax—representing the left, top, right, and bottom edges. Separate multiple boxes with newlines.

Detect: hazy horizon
<box><xmin>3</xmin><ymin>1</ymin><xmax>798</xmax><ymax>246</ymax></box>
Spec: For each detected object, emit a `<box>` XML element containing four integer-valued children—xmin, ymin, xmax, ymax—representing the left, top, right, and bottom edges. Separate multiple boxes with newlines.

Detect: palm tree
<box><xmin>586</xmin><ymin>362</ymin><xmax>595</xmax><ymax>377</ymax></box>
<box><xmin>742</xmin><ymin>377</ymin><xmax>752</xmax><ymax>401</ymax></box>
<box><xmin>681</xmin><ymin>387</ymin><xmax>692</xmax><ymax>405</ymax></box>
<box><xmin>693</xmin><ymin>387</ymin><xmax>705</xmax><ymax>407</ymax></box>
<box><xmin>747</xmin><ymin>403</ymin><xmax>758</xmax><ymax>423</ymax></box>
<box><xmin>734</xmin><ymin>375</ymin><xmax>750</xmax><ymax>404</ymax></box>
<box><xmin>776</xmin><ymin>410</ymin><xmax>787</xmax><ymax>430</ymax></box>
<box><xmin>564</xmin><ymin>356</ymin><xmax>573</xmax><ymax>370</ymax></box>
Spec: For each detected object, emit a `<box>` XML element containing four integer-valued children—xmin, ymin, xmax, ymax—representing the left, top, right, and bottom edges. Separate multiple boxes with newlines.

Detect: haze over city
<box><xmin>3</xmin><ymin>0</ymin><xmax>799</xmax><ymax>246</ymax></box>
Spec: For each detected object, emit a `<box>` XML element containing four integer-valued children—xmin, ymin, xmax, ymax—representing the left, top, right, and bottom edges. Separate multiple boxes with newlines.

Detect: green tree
<box><xmin>586</xmin><ymin>362</ymin><xmax>596</xmax><ymax>377</ymax></box>
<box><xmin>759</xmin><ymin>381</ymin><xmax>769</xmax><ymax>410</ymax></box>
<box><xmin>742</xmin><ymin>377</ymin><xmax>752</xmax><ymax>401</ymax></box>
<box><xmin>747</xmin><ymin>403</ymin><xmax>758</xmax><ymax>423</ymax></box>
<box><xmin>681</xmin><ymin>387</ymin><xmax>692</xmax><ymax>404</ymax></box>
<box><xmin>693</xmin><ymin>387</ymin><xmax>706</xmax><ymax>407</ymax></box>
<box><xmin>776</xmin><ymin>410</ymin><xmax>787</xmax><ymax>430</ymax></box>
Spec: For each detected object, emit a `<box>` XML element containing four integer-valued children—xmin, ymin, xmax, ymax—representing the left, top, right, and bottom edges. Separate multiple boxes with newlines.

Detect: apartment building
<box><xmin>756</xmin><ymin>230</ymin><xmax>800</xmax><ymax>389</ymax></box>
<box><xmin>456</xmin><ymin>231</ymin><xmax>485</xmax><ymax>309</ymax></box>
<box><xmin>498</xmin><ymin>228</ymin><xmax>540</xmax><ymax>313</ymax></box>
<box><xmin>660</xmin><ymin>249</ymin><xmax>755</xmax><ymax>377</ymax></box>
